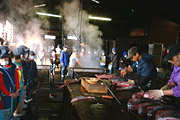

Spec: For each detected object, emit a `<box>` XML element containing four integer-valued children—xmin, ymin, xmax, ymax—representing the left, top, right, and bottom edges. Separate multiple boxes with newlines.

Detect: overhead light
<box><xmin>67</xmin><ymin>35</ymin><xmax>78</xmax><ymax>40</ymax></box>
<box><xmin>36</xmin><ymin>12</ymin><xmax>61</xmax><ymax>18</ymax></box>
<box><xmin>36</xmin><ymin>12</ymin><xmax>111</xmax><ymax>21</ymax></box>
<box><xmin>44</xmin><ymin>35</ymin><xmax>56</xmax><ymax>40</ymax></box>
<box><xmin>34</xmin><ymin>4</ymin><xmax>46</xmax><ymax>8</ymax></box>
<box><xmin>88</xmin><ymin>16</ymin><xmax>112</xmax><ymax>21</ymax></box>
<box><xmin>92</xmin><ymin>0</ymin><xmax>99</xmax><ymax>4</ymax></box>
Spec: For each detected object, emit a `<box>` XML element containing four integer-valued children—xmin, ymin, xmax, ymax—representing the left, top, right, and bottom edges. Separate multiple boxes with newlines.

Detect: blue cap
<box><xmin>14</xmin><ymin>48</ymin><xmax>25</xmax><ymax>56</ymax></box>
<box><xmin>18</xmin><ymin>45</ymin><xmax>29</xmax><ymax>52</ymax></box>
<box><xmin>123</xmin><ymin>51</ymin><xmax>127</xmax><ymax>57</ymax></box>
<box><xmin>29</xmin><ymin>50</ymin><xmax>36</xmax><ymax>55</ymax></box>
<box><xmin>112</xmin><ymin>48</ymin><xmax>116</xmax><ymax>52</ymax></box>
<box><xmin>0</xmin><ymin>46</ymin><xmax>10</xmax><ymax>59</ymax></box>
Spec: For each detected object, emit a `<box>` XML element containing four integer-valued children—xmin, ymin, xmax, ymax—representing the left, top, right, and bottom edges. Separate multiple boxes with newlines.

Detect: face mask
<box><xmin>30</xmin><ymin>56</ymin><xmax>35</xmax><ymax>60</ymax></box>
<box><xmin>64</xmin><ymin>48</ymin><xmax>67</xmax><ymax>51</ymax></box>
<box><xmin>5</xmin><ymin>60</ymin><xmax>9</xmax><ymax>65</ymax></box>
<box><xmin>1</xmin><ymin>60</ymin><xmax>9</xmax><ymax>65</ymax></box>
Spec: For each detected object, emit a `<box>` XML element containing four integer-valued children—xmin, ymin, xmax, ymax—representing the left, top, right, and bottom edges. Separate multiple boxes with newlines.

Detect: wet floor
<box><xmin>20</xmin><ymin>68</ymin><xmax>65</xmax><ymax>120</ymax></box>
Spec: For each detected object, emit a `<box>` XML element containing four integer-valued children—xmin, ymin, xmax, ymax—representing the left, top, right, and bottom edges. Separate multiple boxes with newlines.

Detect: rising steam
<box><xmin>0</xmin><ymin>0</ymin><xmax>50</xmax><ymax>65</ymax></box>
<box><xmin>61</xmin><ymin>0</ymin><xmax>103</xmax><ymax>68</ymax></box>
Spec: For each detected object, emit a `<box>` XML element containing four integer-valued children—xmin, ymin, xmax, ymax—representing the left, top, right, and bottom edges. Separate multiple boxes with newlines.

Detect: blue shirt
<box><xmin>131</xmin><ymin>53</ymin><xmax>157</xmax><ymax>86</ymax></box>
<box><xmin>60</xmin><ymin>50</ymin><xmax>69</xmax><ymax>66</ymax></box>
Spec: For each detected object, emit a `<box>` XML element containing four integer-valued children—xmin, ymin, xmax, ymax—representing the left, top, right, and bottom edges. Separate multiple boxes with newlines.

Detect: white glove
<box><xmin>149</xmin><ymin>90</ymin><xmax>164</xmax><ymax>100</ymax></box>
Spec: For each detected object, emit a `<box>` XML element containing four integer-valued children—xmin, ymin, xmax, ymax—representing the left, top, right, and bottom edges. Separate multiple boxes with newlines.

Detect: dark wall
<box><xmin>149</xmin><ymin>17</ymin><xmax>179</xmax><ymax>47</ymax></box>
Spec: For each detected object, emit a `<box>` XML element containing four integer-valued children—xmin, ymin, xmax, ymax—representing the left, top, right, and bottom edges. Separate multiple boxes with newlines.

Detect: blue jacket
<box><xmin>131</xmin><ymin>53</ymin><xmax>157</xmax><ymax>89</ymax></box>
<box><xmin>0</xmin><ymin>64</ymin><xmax>16</xmax><ymax>109</ymax></box>
<box><xmin>60</xmin><ymin>50</ymin><xmax>69</xmax><ymax>66</ymax></box>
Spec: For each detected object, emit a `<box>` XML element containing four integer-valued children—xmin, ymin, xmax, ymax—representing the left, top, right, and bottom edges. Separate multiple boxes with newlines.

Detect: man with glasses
<box><xmin>121</xmin><ymin>46</ymin><xmax>157</xmax><ymax>91</ymax></box>
<box><xmin>149</xmin><ymin>44</ymin><xmax>180</xmax><ymax>100</ymax></box>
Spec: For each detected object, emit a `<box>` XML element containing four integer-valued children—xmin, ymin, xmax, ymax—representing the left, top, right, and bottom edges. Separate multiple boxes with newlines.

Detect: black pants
<box><xmin>26</xmin><ymin>80</ymin><xmax>34</xmax><ymax>100</ymax></box>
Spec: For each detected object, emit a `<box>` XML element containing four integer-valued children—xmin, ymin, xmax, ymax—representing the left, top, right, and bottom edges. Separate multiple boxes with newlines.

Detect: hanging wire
<box><xmin>72</xmin><ymin>0</ymin><xmax>83</xmax><ymax>48</ymax></box>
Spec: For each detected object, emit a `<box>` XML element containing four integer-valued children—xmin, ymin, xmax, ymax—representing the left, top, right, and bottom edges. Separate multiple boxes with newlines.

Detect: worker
<box><xmin>149</xmin><ymin>44</ymin><xmax>180</xmax><ymax>100</ymax></box>
<box><xmin>25</xmin><ymin>50</ymin><xmax>38</xmax><ymax>103</ymax></box>
<box><xmin>55</xmin><ymin>44</ymin><xmax>61</xmax><ymax>68</ymax></box>
<box><xmin>50</xmin><ymin>50</ymin><xmax>56</xmax><ymax>76</ymax></box>
<box><xmin>0</xmin><ymin>46</ymin><xmax>20</xmax><ymax>120</ymax></box>
<box><xmin>108</xmin><ymin>48</ymin><xmax>117</xmax><ymax>74</ymax></box>
<box><xmin>100</xmin><ymin>50</ymin><xmax>106</xmax><ymax>70</ymax></box>
<box><xmin>121</xmin><ymin>46</ymin><xmax>157</xmax><ymax>91</ymax></box>
<box><xmin>60</xmin><ymin>45</ymin><xmax>69</xmax><ymax>80</ymax></box>
<box><xmin>37</xmin><ymin>44</ymin><xmax>45</xmax><ymax>65</ymax></box>
<box><xmin>80</xmin><ymin>48</ymin><xmax>85</xmax><ymax>58</ymax></box>
<box><xmin>119</xmin><ymin>51</ymin><xmax>128</xmax><ymax>70</ymax></box>
<box><xmin>68</xmin><ymin>48</ymin><xmax>81</xmax><ymax>78</ymax></box>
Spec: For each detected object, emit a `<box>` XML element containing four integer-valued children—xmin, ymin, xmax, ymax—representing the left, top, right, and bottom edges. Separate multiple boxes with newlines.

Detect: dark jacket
<box><xmin>22</xmin><ymin>60</ymin><xmax>27</xmax><ymax>86</ymax></box>
<box><xmin>26</xmin><ymin>60</ymin><xmax>38</xmax><ymax>82</ymax></box>
<box><xmin>131</xmin><ymin>53</ymin><xmax>157</xmax><ymax>90</ymax></box>
<box><xmin>0</xmin><ymin>64</ymin><xmax>16</xmax><ymax>109</ymax></box>
<box><xmin>108</xmin><ymin>53</ymin><xmax>117</xmax><ymax>68</ymax></box>
<box><xmin>119</xmin><ymin>57</ymin><xmax>128</xmax><ymax>69</ymax></box>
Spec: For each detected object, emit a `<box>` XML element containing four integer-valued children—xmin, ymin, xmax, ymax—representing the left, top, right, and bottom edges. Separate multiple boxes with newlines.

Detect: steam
<box><xmin>61</xmin><ymin>0</ymin><xmax>103</xmax><ymax>68</ymax></box>
<box><xmin>0</xmin><ymin>0</ymin><xmax>50</xmax><ymax>65</ymax></box>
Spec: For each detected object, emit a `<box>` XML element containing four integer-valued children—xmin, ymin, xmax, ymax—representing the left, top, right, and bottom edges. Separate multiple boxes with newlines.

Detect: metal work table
<box><xmin>64</xmin><ymin>79</ymin><xmax>141</xmax><ymax>120</ymax></box>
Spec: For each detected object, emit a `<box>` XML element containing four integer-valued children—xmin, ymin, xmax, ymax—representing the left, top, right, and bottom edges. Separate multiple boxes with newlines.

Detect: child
<box><xmin>25</xmin><ymin>50</ymin><xmax>38</xmax><ymax>103</ymax></box>
<box><xmin>13</xmin><ymin>54</ymin><xmax>26</xmax><ymax>117</ymax></box>
<box><xmin>0</xmin><ymin>46</ymin><xmax>20</xmax><ymax>120</ymax></box>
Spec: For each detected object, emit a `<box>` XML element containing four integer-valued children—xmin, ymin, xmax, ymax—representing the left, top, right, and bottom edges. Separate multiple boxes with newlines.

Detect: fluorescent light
<box><xmin>67</xmin><ymin>35</ymin><xmax>78</xmax><ymax>40</ymax></box>
<box><xmin>34</xmin><ymin>4</ymin><xmax>46</xmax><ymax>8</ymax></box>
<box><xmin>36</xmin><ymin>12</ymin><xmax>111</xmax><ymax>21</ymax></box>
<box><xmin>92</xmin><ymin>0</ymin><xmax>99</xmax><ymax>4</ymax></box>
<box><xmin>36</xmin><ymin>12</ymin><xmax>61</xmax><ymax>18</ymax></box>
<box><xmin>44</xmin><ymin>35</ymin><xmax>56</xmax><ymax>40</ymax></box>
<box><xmin>88</xmin><ymin>16</ymin><xmax>112</xmax><ymax>21</ymax></box>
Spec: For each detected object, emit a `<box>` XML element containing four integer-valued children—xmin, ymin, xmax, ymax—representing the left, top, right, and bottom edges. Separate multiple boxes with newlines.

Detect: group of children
<box><xmin>0</xmin><ymin>38</ymin><xmax>38</xmax><ymax>120</ymax></box>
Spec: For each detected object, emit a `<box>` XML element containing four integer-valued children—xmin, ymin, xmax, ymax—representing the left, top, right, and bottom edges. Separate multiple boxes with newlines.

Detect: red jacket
<box><xmin>0</xmin><ymin>65</ymin><xmax>20</xmax><ymax>109</ymax></box>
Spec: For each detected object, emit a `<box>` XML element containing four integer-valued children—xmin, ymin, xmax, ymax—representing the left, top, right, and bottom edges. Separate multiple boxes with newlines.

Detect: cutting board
<box><xmin>81</xmin><ymin>77</ymin><xmax>107</xmax><ymax>94</ymax></box>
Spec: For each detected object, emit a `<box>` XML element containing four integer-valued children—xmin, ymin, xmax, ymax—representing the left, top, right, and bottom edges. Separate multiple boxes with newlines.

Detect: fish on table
<box><xmin>155</xmin><ymin>109</ymin><xmax>180</xmax><ymax>120</ymax></box>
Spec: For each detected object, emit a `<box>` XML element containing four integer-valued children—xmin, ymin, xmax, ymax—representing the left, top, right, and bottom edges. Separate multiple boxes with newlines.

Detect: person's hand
<box><xmin>167</xmin><ymin>82</ymin><xmax>175</xmax><ymax>87</ymax></box>
<box><xmin>14</xmin><ymin>90</ymin><xmax>20</xmax><ymax>96</ymax></box>
<box><xmin>121</xmin><ymin>69</ymin><xmax>127</xmax><ymax>77</ymax></box>
<box><xmin>9</xmin><ymin>93</ymin><xmax>18</xmax><ymax>98</ymax></box>
<box><xmin>61</xmin><ymin>63</ymin><xmax>64</xmax><ymax>65</ymax></box>
<box><xmin>128</xmin><ymin>79</ymin><xmax>135</xmax><ymax>84</ymax></box>
<box><xmin>149</xmin><ymin>90</ymin><xmax>164</xmax><ymax>100</ymax></box>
